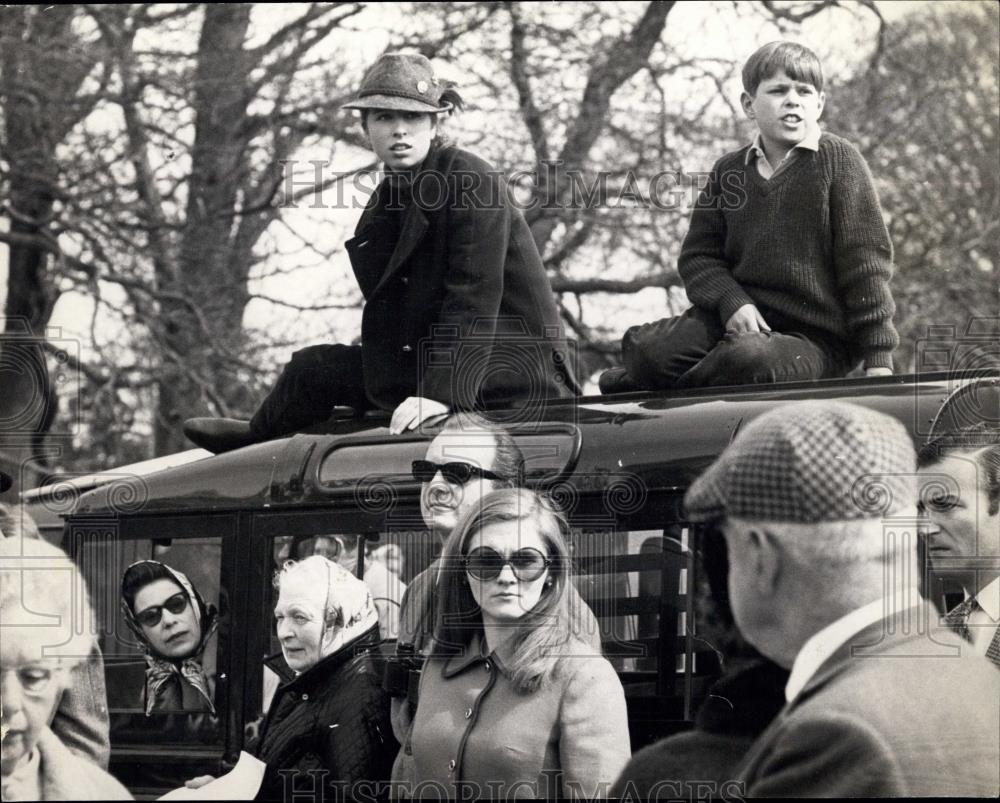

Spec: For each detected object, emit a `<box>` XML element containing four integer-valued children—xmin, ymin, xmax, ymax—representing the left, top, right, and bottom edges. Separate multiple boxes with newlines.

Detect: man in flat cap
<box><xmin>917</xmin><ymin>379</ymin><xmax>1000</xmax><ymax>667</ymax></box>
<box><xmin>685</xmin><ymin>400</ymin><xmax>999</xmax><ymax>797</ymax></box>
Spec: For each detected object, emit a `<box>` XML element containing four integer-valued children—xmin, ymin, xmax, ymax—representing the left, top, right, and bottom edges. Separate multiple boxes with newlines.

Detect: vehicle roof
<box><xmin>68</xmin><ymin>372</ymin><xmax>989</xmax><ymax>519</ymax></box>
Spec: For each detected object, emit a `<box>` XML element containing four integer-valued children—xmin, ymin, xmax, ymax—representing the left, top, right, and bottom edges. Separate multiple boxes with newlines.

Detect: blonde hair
<box><xmin>433</xmin><ymin>488</ymin><xmax>583</xmax><ymax>693</ymax></box>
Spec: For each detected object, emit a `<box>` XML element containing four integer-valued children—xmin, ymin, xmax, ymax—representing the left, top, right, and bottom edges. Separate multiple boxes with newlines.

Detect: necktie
<box><xmin>985</xmin><ymin>624</ymin><xmax>1000</xmax><ymax>667</ymax></box>
<box><xmin>944</xmin><ymin>597</ymin><xmax>978</xmax><ymax>643</ymax></box>
<box><xmin>945</xmin><ymin>597</ymin><xmax>1000</xmax><ymax>668</ymax></box>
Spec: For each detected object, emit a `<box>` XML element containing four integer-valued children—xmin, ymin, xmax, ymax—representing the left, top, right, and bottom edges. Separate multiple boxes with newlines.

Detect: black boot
<box><xmin>183</xmin><ymin>418</ymin><xmax>259</xmax><ymax>453</ymax></box>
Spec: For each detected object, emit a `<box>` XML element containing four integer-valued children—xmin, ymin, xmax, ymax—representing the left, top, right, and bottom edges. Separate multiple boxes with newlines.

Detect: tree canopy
<box><xmin>1</xmin><ymin>1</ymin><xmax>996</xmax><ymax>477</ymax></box>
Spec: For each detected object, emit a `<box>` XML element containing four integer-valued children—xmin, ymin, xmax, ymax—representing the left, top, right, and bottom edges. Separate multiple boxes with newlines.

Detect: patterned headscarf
<box><xmin>120</xmin><ymin>560</ymin><xmax>218</xmax><ymax>716</ymax></box>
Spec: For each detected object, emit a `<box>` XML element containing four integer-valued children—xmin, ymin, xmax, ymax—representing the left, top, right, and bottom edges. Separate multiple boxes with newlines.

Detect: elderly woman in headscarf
<box><xmin>1</xmin><ymin>536</ymin><xmax>131</xmax><ymax>800</ymax></box>
<box><xmin>186</xmin><ymin>555</ymin><xmax>396</xmax><ymax>800</ymax></box>
<box><xmin>120</xmin><ymin>561</ymin><xmax>218</xmax><ymax>715</ymax></box>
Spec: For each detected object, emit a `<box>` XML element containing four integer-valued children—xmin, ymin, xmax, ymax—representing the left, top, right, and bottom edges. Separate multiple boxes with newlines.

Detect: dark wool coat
<box><xmin>345</xmin><ymin>145</ymin><xmax>579</xmax><ymax>411</ymax></box>
<box><xmin>610</xmin><ymin>660</ymin><xmax>789</xmax><ymax>800</ymax></box>
<box><xmin>254</xmin><ymin>626</ymin><xmax>396</xmax><ymax>801</ymax></box>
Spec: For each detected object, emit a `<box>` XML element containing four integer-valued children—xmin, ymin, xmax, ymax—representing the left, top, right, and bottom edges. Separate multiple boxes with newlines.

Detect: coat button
<box><xmin>402</xmin><ymin>345</ymin><xmax>412</xmax><ymax>352</ymax></box>
<box><xmin>448</xmin><ymin>759</ymin><xmax>456</xmax><ymax>772</ymax></box>
<box><xmin>464</xmin><ymin>707</ymin><xmax>473</xmax><ymax>719</ymax></box>
<box><xmin>484</xmin><ymin>661</ymin><xmax>491</xmax><ymax>672</ymax></box>
<box><xmin>301</xmin><ymin>693</ymin><xmax>309</xmax><ymax>701</ymax></box>
<box><xmin>401</xmin><ymin>276</ymin><xmax>409</xmax><ymax>284</ymax></box>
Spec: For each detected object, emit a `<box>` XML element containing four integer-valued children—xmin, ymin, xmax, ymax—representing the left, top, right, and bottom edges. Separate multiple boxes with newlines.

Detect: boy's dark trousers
<box><xmin>619</xmin><ymin>306</ymin><xmax>851</xmax><ymax>391</ymax></box>
<box><xmin>250</xmin><ymin>344</ymin><xmax>375</xmax><ymax>439</ymax></box>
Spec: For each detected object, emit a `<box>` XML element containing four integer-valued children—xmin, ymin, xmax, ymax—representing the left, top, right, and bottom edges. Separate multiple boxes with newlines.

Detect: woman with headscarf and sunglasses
<box><xmin>403</xmin><ymin>488</ymin><xmax>630</xmax><ymax>799</ymax></box>
<box><xmin>185</xmin><ymin>556</ymin><xmax>395</xmax><ymax>800</ymax></box>
<box><xmin>120</xmin><ymin>561</ymin><xmax>219</xmax><ymax>716</ymax></box>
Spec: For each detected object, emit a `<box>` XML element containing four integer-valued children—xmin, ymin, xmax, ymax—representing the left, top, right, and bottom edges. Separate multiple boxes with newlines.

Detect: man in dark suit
<box><xmin>683</xmin><ymin>401</ymin><xmax>1000</xmax><ymax>797</ymax></box>
<box><xmin>918</xmin><ymin>380</ymin><xmax>1000</xmax><ymax>667</ymax></box>
<box><xmin>185</xmin><ymin>53</ymin><xmax>577</xmax><ymax>453</ymax></box>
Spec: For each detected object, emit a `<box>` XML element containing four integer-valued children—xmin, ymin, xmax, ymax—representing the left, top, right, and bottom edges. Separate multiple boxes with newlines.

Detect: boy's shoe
<box><xmin>183</xmin><ymin>418</ymin><xmax>259</xmax><ymax>453</ymax></box>
<box><xmin>598</xmin><ymin>367</ymin><xmax>643</xmax><ymax>395</ymax></box>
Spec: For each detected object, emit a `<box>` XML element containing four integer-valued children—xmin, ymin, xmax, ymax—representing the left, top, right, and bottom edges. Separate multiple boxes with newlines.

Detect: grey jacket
<box><xmin>737</xmin><ymin>608</ymin><xmax>1000</xmax><ymax>797</ymax></box>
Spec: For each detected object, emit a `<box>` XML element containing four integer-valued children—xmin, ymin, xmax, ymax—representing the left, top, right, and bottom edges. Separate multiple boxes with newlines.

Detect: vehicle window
<box><xmin>571</xmin><ymin>524</ymin><xmax>713</xmax><ymax>688</ymax></box>
<box><xmin>249</xmin><ymin>525</ymin><xmax>419</xmax><ymax>728</ymax></box>
<box><xmin>75</xmin><ymin>534</ymin><xmax>224</xmax><ymax>748</ymax></box>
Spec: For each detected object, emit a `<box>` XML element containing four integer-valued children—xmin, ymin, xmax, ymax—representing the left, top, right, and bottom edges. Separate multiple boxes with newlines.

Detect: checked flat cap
<box><xmin>685</xmin><ymin>401</ymin><xmax>917</xmax><ymax>523</ymax></box>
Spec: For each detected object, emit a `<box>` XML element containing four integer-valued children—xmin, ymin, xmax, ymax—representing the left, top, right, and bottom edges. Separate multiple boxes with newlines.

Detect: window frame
<box><xmin>63</xmin><ymin>511</ymin><xmax>240</xmax><ymax>794</ymax></box>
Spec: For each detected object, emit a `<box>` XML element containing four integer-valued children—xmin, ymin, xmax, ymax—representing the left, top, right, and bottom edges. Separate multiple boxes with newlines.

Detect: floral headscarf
<box><xmin>120</xmin><ymin>560</ymin><xmax>218</xmax><ymax>716</ymax></box>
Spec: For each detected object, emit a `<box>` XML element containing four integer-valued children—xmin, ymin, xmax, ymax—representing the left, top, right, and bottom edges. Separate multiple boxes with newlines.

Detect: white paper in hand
<box><xmin>159</xmin><ymin>751</ymin><xmax>267</xmax><ymax>800</ymax></box>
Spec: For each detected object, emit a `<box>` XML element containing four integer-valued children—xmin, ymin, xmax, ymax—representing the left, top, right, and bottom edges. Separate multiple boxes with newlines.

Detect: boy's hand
<box><xmin>184</xmin><ymin>775</ymin><xmax>216</xmax><ymax>789</ymax></box>
<box><xmin>725</xmin><ymin>304</ymin><xmax>772</xmax><ymax>335</ymax></box>
<box><xmin>864</xmin><ymin>367</ymin><xmax>892</xmax><ymax>377</ymax></box>
<box><xmin>390</xmin><ymin>397</ymin><xmax>450</xmax><ymax>434</ymax></box>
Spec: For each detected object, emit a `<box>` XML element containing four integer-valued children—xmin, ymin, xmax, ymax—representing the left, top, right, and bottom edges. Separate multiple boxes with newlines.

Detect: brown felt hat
<box><xmin>342</xmin><ymin>53</ymin><xmax>453</xmax><ymax>114</ymax></box>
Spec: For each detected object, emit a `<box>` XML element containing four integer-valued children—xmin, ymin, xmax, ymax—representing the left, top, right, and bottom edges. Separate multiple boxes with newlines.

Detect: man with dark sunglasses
<box><xmin>387</xmin><ymin>412</ymin><xmax>601</xmax><ymax>782</ymax></box>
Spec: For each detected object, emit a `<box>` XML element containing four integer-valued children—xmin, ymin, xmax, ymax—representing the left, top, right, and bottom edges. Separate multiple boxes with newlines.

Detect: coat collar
<box><xmin>277</xmin><ymin>623</ymin><xmax>380</xmax><ymax>691</ymax></box>
<box><xmin>360</xmin><ymin>144</ymin><xmax>456</xmax><ymax>297</ymax></box>
<box><xmin>788</xmin><ymin>604</ymin><xmax>924</xmax><ymax>710</ymax></box>
<box><xmin>441</xmin><ymin>631</ymin><xmax>512</xmax><ymax>679</ymax></box>
<box><xmin>372</xmin><ymin>204</ymin><xmax>428</xmax><ymax>296</ymax></box>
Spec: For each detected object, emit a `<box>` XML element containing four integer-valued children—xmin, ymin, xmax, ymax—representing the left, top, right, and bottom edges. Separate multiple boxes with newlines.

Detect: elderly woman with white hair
<box><xmin>186</xmin><ymin>555</ymin><xmax>395</xmax><ymax>800</ymax></box>
<box><xmin>0</xmin><ymin>536</ymin><xmax>131</xmax><ymax>800</ymax></box>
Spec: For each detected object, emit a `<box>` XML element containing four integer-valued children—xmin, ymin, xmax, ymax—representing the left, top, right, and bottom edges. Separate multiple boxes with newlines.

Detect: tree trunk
<box><xmin>155</xmin><ymin>4</ymin><xmax>255</xmax><ymax>455</ymax></box>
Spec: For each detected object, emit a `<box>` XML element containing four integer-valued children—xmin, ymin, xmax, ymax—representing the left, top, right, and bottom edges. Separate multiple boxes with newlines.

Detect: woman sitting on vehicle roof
<box><xmin>183</xmin><ymin>51</ymin><xmax>578</xmax><ymax>454</ymax></box>
<box><xmin>120</xmin><ymin>560</ymin><xmax>218</xmax><ymax>716</ymax></box>
<box><xmin>403</xmin><ymin>488</ymin><xmax>630</xmax><ymax>799</ymax></box>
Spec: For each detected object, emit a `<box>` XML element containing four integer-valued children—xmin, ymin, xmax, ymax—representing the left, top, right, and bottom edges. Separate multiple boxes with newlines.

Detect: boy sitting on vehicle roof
<box><xmin>601</xmin><ymin>41</ymin><xmax>898</xmax><ymax>394</ymax></box>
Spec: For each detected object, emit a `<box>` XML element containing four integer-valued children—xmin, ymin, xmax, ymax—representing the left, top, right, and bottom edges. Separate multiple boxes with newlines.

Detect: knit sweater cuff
<box><xmin>863</xmin><ymin>350</ymin><xmax>894</xmax><ymax>371</ymax></box>
<box><xmin>718</xmin><ymin>289</ymin><xmax>758</xmax><ymax>325</ymax></box>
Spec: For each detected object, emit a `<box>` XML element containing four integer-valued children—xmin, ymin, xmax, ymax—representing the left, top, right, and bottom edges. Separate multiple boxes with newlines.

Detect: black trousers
<box><xmin>622</xmin><ymin>306</ymin><xmax>850</xmax><ymax>390</ymax></box>
<box><xmin>250</xmin><ymin>345</ymin><xmax>374</xmax><ymax>439</ymax></box>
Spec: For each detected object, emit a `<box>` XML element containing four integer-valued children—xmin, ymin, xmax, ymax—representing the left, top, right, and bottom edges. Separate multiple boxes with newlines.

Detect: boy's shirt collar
<box><xmin>746</xmin><ymin>128</ymin><xmax>821</xmax><ymax>179</ymax></box>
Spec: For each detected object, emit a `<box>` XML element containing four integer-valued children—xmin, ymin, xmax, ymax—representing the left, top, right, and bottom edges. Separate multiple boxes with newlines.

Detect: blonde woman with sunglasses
<box><xmin>404</xmin><ymin>488</ymin><xmax>630</xmax><ymax>799</ymax></box>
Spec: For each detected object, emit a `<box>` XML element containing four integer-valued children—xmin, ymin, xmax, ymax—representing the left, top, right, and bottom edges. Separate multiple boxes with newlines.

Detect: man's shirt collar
<box><xmin>974</xmin><ymin>576</ymin><xmax>1000</xmax><ymax>622</ymax></box>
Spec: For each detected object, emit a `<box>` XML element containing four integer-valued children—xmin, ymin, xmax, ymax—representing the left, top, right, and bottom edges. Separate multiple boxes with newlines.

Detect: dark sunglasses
<box><xmin>464</xmin><ymin>546</ymin><xmax>551</xmax><ymax>582</ymax></box>
<box><xmin>411</xmin><ymin>459</ymin><xmax>503</xmax><ymax>485</ymax></box>
<box><xmin>135</xmin><ymin>591</ymin><xmax>189</xmax><ymax>628</ymax></box>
